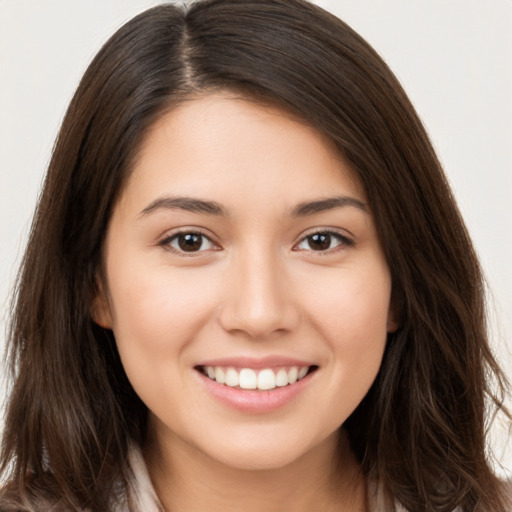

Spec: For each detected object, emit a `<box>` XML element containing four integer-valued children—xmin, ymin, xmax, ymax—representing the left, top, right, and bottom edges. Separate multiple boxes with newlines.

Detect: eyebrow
<box><xmin>139</xmin><ymin>197</ymin><xmax>227</xmax><ymax>217</ymax></box>
<box><xmin>139</xmin><ymin>194</ymin><xmax>368</xmax><ymax>218</ymax></box>
<box><xmin>290</xmin><ymin>196</ymin><xmax>368</xmax><ymax>216</ymax></box>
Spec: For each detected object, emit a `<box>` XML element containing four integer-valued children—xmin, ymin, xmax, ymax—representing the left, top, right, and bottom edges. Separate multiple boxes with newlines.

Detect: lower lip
<box><xmin>196</xmin><ymin>370</ymin><xmax>315</xmax><ymax>413</ymax></box>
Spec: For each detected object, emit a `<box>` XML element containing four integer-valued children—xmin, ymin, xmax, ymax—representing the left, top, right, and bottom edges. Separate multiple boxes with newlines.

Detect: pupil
<box><xmin>309</xmin><ymin>233</ymin><xmax>330</xmax><ymax>250</ymax></box>
<box><xmin>178</xmin><ymin>233</ymin><xmax>202</xmax><ymax>252</ymax></box>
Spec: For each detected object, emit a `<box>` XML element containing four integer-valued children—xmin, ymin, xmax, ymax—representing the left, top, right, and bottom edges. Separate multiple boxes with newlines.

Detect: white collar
<box><xmin>117</xmin><ymin>444</ymin><xmax>163</xmax><ymax>512</ymax></box>
<box><xmin>121</xmin><ymin>443</ymin><xmax>419</xmax><ymax>512</ymax></box>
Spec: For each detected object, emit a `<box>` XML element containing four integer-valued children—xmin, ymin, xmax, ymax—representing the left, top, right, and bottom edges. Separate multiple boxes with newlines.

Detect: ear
<box><xmin>90</xmin><ymin>277</ymin><xmax>113</xmax><ymax>329</ymax></box>
<box><xmin>387</xmin><ymin>290</ymin><xmax>402</xmax><ymax>333</ymax></box>
<box><xmin>387</xmin><ymin>314</ymin><xmax>400</xmax><ymax>333</ymax></box>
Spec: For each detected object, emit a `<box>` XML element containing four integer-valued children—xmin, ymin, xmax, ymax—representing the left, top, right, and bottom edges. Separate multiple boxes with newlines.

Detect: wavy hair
<box><xmin>1</xmin><ymin>1</ymin><xmax>510</xmax><ymax>510</ymax></box>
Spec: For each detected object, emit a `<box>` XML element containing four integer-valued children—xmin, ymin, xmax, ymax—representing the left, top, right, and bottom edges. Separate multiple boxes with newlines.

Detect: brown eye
<box><xmin>307</xmin><ymin>233</ymin><xmax>332</xmax><ymax>251</ymax></box>
<box><xmin>166</xmin><ymin>232</ymin><xmax>215</xmax><ymax>253</ymax></box>
<box><xmin>295</xmin><ymin>231</ymin><xmax>352</xmax><ymax>252</ymax></box>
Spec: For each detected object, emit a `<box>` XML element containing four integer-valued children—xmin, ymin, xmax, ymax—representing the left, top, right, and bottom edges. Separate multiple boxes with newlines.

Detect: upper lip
<box><xmin>195</xmin><ymin>355</ymin><xmax>316</xmax><ymax>370</ymax></box>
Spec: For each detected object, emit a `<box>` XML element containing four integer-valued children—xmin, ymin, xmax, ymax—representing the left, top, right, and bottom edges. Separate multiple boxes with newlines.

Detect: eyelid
<box><xmin>293</xmin><ymin>228</ymin><xmax>354</xmax><ymax>253</ymax></box>
<box><xmin>156</xmin><ymin>226</ymin><xmax>354</xmax><ymax>256</ymax></box>
<box><xmin>158</xmin><ymin>227</ymin><xmax>221</xmax><ymax>255</ymax></box>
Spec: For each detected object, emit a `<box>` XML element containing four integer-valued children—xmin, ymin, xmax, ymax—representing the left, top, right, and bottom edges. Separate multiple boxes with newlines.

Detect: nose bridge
<box><xmin>218</xmin><ymin>240</ymin><xmax>297</xmax><ymax>337</ymax></box>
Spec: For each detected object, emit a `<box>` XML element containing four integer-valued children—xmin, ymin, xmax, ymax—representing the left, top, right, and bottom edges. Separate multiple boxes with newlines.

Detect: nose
<box><xmin>217</xmin><ymin>248</ymin><xmax>300</xmax><ymax>338</ymax></box>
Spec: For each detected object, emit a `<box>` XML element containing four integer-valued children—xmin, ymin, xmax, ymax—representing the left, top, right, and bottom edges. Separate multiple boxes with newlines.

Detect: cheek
<box><xmin>105</xmin><ymin>262</ymin><xmax>224</xmax><ymax>416</ymax></box>
<box><xmin>298</xmin><ymin>262</ymin><xmax>391</xmax><ymax>381</ymax></box>
<box><xmin>310</xmin><ymin>275</ymin><xmax>390</xmax><ymax>422</ymax></box>
<box><xmin>106</xmin><ymin>260</ymin><xmax>220</xmax><ymax>362</ymax></box>
<box><xmin>303</xmin><ymin>263</ymin><xmax>391</xmax><ymax>336</ymax></box>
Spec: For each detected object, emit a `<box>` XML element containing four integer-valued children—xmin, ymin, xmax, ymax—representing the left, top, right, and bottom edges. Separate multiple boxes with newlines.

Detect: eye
<box><xmin>163</xmin><ymin>231</ymin><xmax>217</xmax><ymax>253</ymax></box>
<box><xmin>295</xmin><ymin>231</ymin><xmax>352</xmax><ymax>252</ymax></box>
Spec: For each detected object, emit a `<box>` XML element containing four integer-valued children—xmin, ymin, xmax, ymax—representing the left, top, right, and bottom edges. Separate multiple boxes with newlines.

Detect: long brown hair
<box><xmin>1</xmin><ymin>1</ymin><xmax>510</xmax><ymax>510</ymax></box>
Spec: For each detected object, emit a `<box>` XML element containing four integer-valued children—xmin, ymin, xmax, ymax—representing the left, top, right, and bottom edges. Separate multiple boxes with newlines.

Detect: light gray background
<box><xmin>1</xmin><ymin>0</ymin><xmax>511</xmax><ymax>474</ymax></box>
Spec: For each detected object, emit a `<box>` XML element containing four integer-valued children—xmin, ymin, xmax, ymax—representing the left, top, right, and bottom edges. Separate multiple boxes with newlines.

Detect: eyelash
<box><xmin>159</xmin><ymin>230</ymin><xmax>219</xmax><ymax>256</ymax></box>
<box><xmin>294</xmin><ymin>230</ymin><xmax>354</xmax><ymax>254</ymax></box>
<box><xmin>159</xmin><ymin>229</ymin><xmax>354</xmax><ymax>255</ymax></box>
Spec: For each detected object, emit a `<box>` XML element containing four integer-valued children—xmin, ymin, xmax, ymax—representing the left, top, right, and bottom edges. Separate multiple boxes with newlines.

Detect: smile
<box><xmin>195</xmin><ymin>362</ymin><xmax>318</xmax><ymax>413</ymax></box>
<box><xmin>198</xmin><ymin>365</ymin><xmax>314</xmax><ymax>391</ymax></box>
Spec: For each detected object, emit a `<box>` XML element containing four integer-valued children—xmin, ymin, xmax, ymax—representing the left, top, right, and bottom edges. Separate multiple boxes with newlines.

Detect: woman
<box><xmin>0</xmin><ymin>0</ymin><xmax>510</xmax><ymax>510</ymax></box>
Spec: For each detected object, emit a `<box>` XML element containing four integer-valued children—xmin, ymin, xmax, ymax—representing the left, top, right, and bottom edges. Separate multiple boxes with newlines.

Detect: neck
<box><xmin>143</xmin><ymin>424</ymin><xmax>367</xmax><ymax>512</ymax></box>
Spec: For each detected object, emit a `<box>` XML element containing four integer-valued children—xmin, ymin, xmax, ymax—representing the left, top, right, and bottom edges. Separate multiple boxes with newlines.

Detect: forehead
<box><xmin>119</xmin><ymin>93</ymin><xmax>366</xmax><ymax>215</ymax></box>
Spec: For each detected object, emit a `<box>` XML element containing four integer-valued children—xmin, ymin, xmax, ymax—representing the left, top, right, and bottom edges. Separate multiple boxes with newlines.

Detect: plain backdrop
<box><xmin>0</xmin><ymin>0</ymin><xmax>511</xmax><ymax>474</ymax></box>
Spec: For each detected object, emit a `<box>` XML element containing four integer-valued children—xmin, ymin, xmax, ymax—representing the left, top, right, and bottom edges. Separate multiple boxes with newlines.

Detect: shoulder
<box><xmin>0</xmin><ymin>476</ymin><xmax>77</xmax><ymax>512</ymax></box>
<box><xmin>367</xmin><ymin>480</ymin><xmax>401</xmax><ymax>512</ymax></box>
<box><xmin>501</xmin><ymin>479</ymin><xmax>512</xmax><ymax>501</ymax></box>
<box><xmin>0</xmin><ymin>446</ymin><xmax>159</xmax><ymax>512</ymax></box>
<box><xmin>120</xmin><ymin>443</ymin><xmax>163</xmax><ymax>512</ymax></box>
<box><xmin>367</xmin><ymin>478</ymin><xmax>512</xmax><ymax>511</ymax></box>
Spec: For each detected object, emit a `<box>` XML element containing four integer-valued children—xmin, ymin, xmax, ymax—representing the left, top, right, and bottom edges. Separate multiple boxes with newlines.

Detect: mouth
<box><xmin>195</xmin><ymin>365</ymin><xmax>318</xmax><ymax>391</ymax></box>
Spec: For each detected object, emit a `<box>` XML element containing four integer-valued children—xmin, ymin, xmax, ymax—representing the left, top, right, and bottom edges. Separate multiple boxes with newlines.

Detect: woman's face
<box><xmin>94</xmin><ymin>93</ymin><xmax>396</xmax><ymax>470</ymax></box>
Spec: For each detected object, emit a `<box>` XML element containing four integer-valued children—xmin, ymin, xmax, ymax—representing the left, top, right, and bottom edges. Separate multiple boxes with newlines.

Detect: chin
<box><xmin>210</xmin><ymin>448</ymin><xmax>307</xmax><ymax>472</ymax></box>
<box><xmin>194</xmin><ymin>428</ymin><xmax>338</xmax><ymax>473</ymax></box>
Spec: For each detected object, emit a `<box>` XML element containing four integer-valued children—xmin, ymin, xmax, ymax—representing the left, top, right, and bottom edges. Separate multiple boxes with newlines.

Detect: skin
<box><xmin>93</xmin><ymin>93</ymin><xmax>397</xmax><ymax>512</ymax></box>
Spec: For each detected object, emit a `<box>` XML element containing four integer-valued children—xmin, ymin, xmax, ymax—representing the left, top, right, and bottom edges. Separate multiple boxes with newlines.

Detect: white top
<box><xmin>120</xmin><ymin>444</ymin><xmax>510</xmax><ymax>511</ymax></box>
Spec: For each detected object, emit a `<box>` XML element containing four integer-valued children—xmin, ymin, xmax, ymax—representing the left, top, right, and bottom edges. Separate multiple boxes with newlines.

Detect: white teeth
<box><xmin>215</xmin><ymin>367</ymin><xmax>226</xmax><ymax>384</ymax></box>
<box><xmin>288</xmin><ymin>367</ymin><xmax>298</xmax><ymax>384</ymax></box>
<box><xmin>275</xmin><ymin>368</ymin><xmax>289</xmax><ymax>387</ymax></box>
<box><xmin>203</xmin><ymin>365</ymin><xmax>311</xmax><ymax>390</ymax></box>
<box><xmin>257</xmin><ymin>369</ymin><xmax>276</xmax><ymax>390</ymax></box>
<box><xmin>239</xmin><ymin>369</ymin><xmax>257</xmax><ymax>389</ymax></box>
<box><xmin>225</xmin><ymin>368</ymin><xmax>239</xmax><ymax>387</ymax></box>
